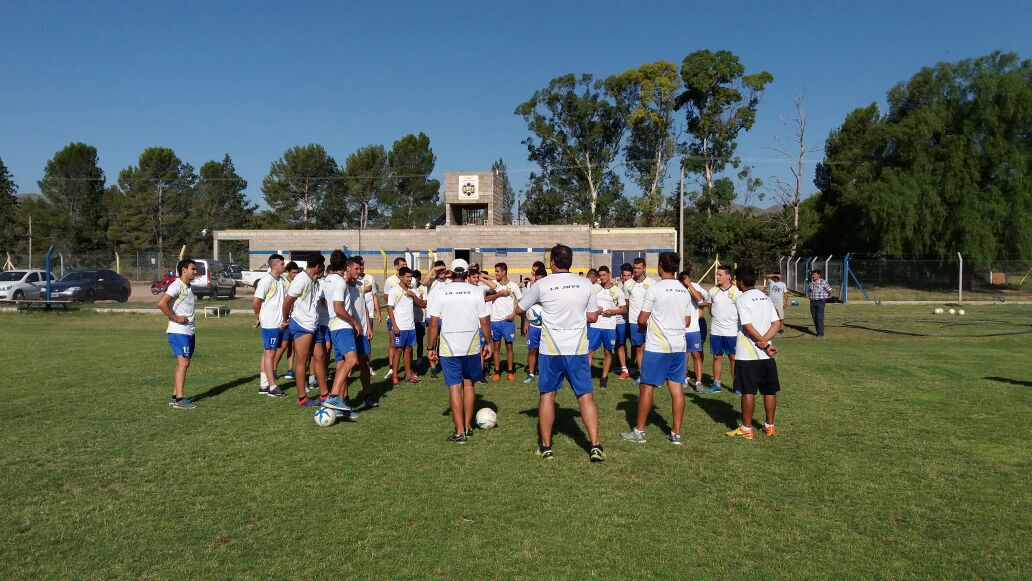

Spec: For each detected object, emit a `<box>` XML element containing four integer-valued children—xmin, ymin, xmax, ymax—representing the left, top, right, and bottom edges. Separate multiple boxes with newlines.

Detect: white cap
<box><xmin>450</xmin><ymin>258</ymin><xmax>469</xmax><ymax>274</ymax></box>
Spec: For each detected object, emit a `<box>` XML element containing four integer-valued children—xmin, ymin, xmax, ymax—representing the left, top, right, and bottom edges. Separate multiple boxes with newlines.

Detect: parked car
<box><xmin>191</xmin><ymin>259</ymin><xmax>237</xmax><ymax>299</ymax></box>
<box><xmin>225</xmin><ymin>262</ymin><xmax>243</xmax><ymax>284</ymax></box>
<box><xmin>0</xmin><ymin>269</ymin><xmax>55</xmax><ymax>301</ymax></box>
<box><xmin>49</xmin><ymin>269</ymin><xmax>132</xmax><ymax>302</ymax></box>
<box><xmin>241</xmin><ymin>260</ymin><xmax>307</xmax><ymax>288</ymax></box>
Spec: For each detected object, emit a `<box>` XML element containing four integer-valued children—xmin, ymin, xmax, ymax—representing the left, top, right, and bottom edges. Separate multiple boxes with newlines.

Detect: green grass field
<box><xmin>2</xmin><ymin>304</ymin><xmax>1030</xmax><ymax>578</ymax></box>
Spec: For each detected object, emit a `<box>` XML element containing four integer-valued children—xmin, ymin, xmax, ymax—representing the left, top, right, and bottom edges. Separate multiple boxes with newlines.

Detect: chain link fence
<box><xmin>4</xmin><ymin>251</ymin><xmax>189</xmax><ymax>282</ymax></box>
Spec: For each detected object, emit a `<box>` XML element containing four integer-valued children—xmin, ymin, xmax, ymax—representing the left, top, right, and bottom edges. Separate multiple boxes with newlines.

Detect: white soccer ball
<box><xmin>314</xmin><ymin>407</ymin><xmax>336</xmax><ymax>427</ymax></box>
<box><xmin>475</xmin><ymin>407</ymin><xmax>497</xmax><ymax>430</ymax></box>
<box><xmin>527</xmin><ymin>305</ymin><xmax>542</xmax><ymax>326</ymax></box>
<box><xmin>957</xmin><ymin>309</ymin><xmax>965</xmax><ymax>316</ymax></box>
<box><xmin>934</xmin><ymin>308</ymin><xmax>944</xmax><ymax>315</ymax></box>
<box><xmin>948</xmin><ymin>308</ymin><xmax>956</xmax><ymax>315</ymax></box>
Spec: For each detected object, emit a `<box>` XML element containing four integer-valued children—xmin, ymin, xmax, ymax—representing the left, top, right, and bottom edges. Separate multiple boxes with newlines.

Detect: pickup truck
<box><xmin>241</xmin><ymin>260</ymin><xmax>307</xmax><ymax>288</ymax></box>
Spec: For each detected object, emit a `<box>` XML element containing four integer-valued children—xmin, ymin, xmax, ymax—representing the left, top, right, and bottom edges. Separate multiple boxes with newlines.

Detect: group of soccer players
<box><xmin>158</xmin><ymin>244</ymin><xmax>783</xmax><ymax>460</ymax></box>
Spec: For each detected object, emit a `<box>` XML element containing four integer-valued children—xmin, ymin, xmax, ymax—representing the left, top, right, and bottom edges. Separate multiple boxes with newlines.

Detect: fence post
<box><xmin>825</xmin><ymin>255</ymin><xmax>833</xmax><ymax>279</ymax></box>
<box><xmin>957</xmin><ymin>252</ymin><xmax>963</xmax><ymax>304</ymax></box>
<box><xmin>842</xmin><ymin>252</ymin><xmax>851</xmax><ymax>304</ymax></box>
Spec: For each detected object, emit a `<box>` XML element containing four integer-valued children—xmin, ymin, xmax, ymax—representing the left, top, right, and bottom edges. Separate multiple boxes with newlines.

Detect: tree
<box><xmin>812</xmin><ymin>51</ymin><xmax>1032</xmax><ymax>260</ymax></box>
<box><xmin>37</xmin><ymin>143</ymin><xmax>107</xmax><ymax>252</ymax></box>
<box><xmin>261</xmin><ymin>144</ymin><xmax>338</xmax><ymax>228</ymax></box>
<box><xmin>492</xmin><ymin>158</ymin><xmax>516</xmax><ymax>224</ymax></box>
<box><xmin>606</xmin><ymin>61</ymin><xmax>681</xmax><ymax>226</ymax></box>
<box><xmin>115</xmin><ymin>147</ymin><xmax>197</xmax><ymax>267</ymax></box>
<box><xmin>770</xmin><ymin>95</ymin><xmax>820</xmax><ymax>256</ymax></box>
<box><xmin>383</xmin><ymin>133</ymin><xmax>441</xmax><ymax>229</ymax></box>
<box><xmin>343</xmin><ymin>145</ymin><xmax>392</xmax><ymax>229</ymax></box>
<box><xmin>190</xmin><ymin>154</ymin><xmax>256</xmax><ymax>254</ymax></box>
<box><xmin>516</xmin><ymin>73</ymin><xmax>626</xmax><ymax>225</ymax></box>
<box><xmin>0</xmin><ymin>158</ymin><xmax>19</xmax><ymax>253</ymax></box>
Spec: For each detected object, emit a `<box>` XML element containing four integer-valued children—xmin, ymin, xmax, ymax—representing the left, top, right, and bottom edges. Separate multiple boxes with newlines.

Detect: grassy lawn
<box><xmin>1</xmin><ymin>304</ymin><xmax>1030</xmax><ymax>578</ymax></box>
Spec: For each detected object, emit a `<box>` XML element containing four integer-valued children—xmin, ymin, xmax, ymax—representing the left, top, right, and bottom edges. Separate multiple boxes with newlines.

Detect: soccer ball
<box><xmin>948</xmin><ymin>308</ymin><xmax>956</xmax><ymax>315</ymax></box>
<box><xmin>934</xmin><ymin>308</ymin><xmax>944</xmax><ymax>315</ymax></box>
<box><xmin>957</xmin><ymin>309</ymin><xmax>965</xmax><ymax>316</ymax></box>
<box><xmin>790</xmin><ymin>300</ymin><xmax>800</xmax><ymax>306</ymax></box>
<box><xmin>475</xmin><ymin>408</ymin><xmax>497</xmax><ymax>430</ymax></box>
<box><xmin>526</xmin><ymin>305</ymin><xmax>542</xmax><ymax>326</ymax></box>
<box><xmin>314</xmin><ymin>407</ymin><xmax>336</xmax><ymax>427</ymax></box>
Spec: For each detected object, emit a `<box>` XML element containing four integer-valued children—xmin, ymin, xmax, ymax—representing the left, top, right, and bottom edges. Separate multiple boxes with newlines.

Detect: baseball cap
<box><xmin>450</xmin><ymin>258</ymin><xmax>469</xmax><ymax>274</ymax></box>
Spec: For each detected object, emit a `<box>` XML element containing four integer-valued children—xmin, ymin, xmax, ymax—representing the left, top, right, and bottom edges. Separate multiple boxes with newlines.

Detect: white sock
<box><xmin>621</xmin><ymin>366</ymin><xmax>628</xmax><ymax>372</ymax></box>
<box><xmin>741</xmin><ymin>425</ymin><xmax>752</xmax><ymax>432</ymax></box>
<box><xmin>764</xmin><ymin>423</ymin><xmax>774</xmax><ymax>429</ymax></box>
<box><xmin>260</xmin><ymin>372</ymin><xmax>269</xmax><ymax>388</ymax></box>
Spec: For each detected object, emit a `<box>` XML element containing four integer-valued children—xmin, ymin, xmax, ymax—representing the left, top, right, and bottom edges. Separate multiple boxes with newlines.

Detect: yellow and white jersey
<box><xmin>708</xmin><ymin>284</ymin><xmax>740</xmax><ymax>337</ymax></box>
<box><xmin>735</xmin><ymin>288</ymin><xmax>780</xmax><ymax>361</ymax></box>
<box><xmin>624</xmin><ymin>276</ymin><xmax>656</xmax><ymax>323</ymax></box>
<box><xmin>287</xmin><ymin>270</ymin><xmax>318</xmax><ymax>331</ymax></box>
<box><xmin>254</xmin><ymin>273</ymin><xmax>285</xmax><ymax>329</ymax></box>
<box><xmin>426</xmin><ymin>282</ymin><xmax>489</xmax><ymax>356</ymax></box>
<box><xmin>591</xmin><ymin>283</ymin><xmax>626</xmax><ymax>330</ymax></box>
<box><xmin>489</xmin><ymin>280</ymin><xmax>522</xmax><ymax>322</ymax></box>
<box><xmin>641</xmin><ymin>279</ymin><xmax>692</xmax><ymax>353</ymax></box>
<box><xmin>165</xmin><ymin>278</ymin><xmax>195</xmax><ymax>335</ymax></box>
<box><xmin>517</xmin><ymin>272</ymin><xmax>597</xmax><ymax>356</ymax></box>
<box><xmin>329</xmin><ymin>277</ymin><xmax>366</xmax><ymax>333</ymax></box>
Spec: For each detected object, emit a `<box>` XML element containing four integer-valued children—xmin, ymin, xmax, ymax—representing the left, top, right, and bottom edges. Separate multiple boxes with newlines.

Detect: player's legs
<box><xmin>292</xmin><ymin>333</ymin><xmax>314</xmax><ymax>398</ymax></box>
<box><xmin>505</xmin><ymin>342</ymin><xmax>514</xmax><ymax>373</ymax></box>
<box><xmin>691</xmin><ymin>352</ymin><xmax>704</xmax><ymax>385</ymax></box>
<box><xmin>463</xmin><ymin>378</ymin><xmax>475</xmax><ymax>432</ymax></box>
<box><xmin>728</xmin><ymin>354</ymin><xmax>736</xmax><ymax>386</ymax></box>
<box><xmin>403</xmin><ymin>345</ymin><xmax>413</xmax><ymax>378</ymax></box>
<box><xmin>576</xmin><ymin>392</ymin><xmax>601</xmax><ymax>446</ymax></box>
<box><xmin>356</xmin><ymin>354</ymin><xmax>373</xmax><ymax>399</ymax></box>
<box><xmin>667</xmin><ymin>379</ymin><xmax>685</xmax><ymax>434</ymax></box>
<box><xmin>741</xmin><ymin>394</ymin><xmax>756</xmax><ymax>428</ymax></box>
<box><xmin>173</xmin><ymin>356</ymin><xmax>190</xmax><ymax>399</ymax></box>
<box><xmin>492</xmin><ymin>339</ymin><xmax>502</xmax><ymax>376</ymax></box>
<box><xmin>331</xmin><ymin>349</ymin><xmax>357</xmax><ymax>398</ymax></box>
<box><xmin>634</xmin><ymin>383</ymin><xmax>654</xmax><ymax>432</ymax></box>
<box><xmin>527</xmin><ymin>348</ymin><xmax>538</xmax><ymax>376</ymax></box>
<box><xmin>538</xmin><ymin>391</ymin><xmax>557</xmax><ymax>448</ymax></box>
<box><xmin>312</xmin><ymin>342</ymin><xmax>330</xmax><ymax>397</ymax></box>
<box><xmin>448</xmin><ymin>384</ymin><xmax>465</xmax><ymax>435</ymax></box>
<box><xmin>764</xmin><ymin>395</ymin><xmax>777</xmax><ymax>426</ymax></box>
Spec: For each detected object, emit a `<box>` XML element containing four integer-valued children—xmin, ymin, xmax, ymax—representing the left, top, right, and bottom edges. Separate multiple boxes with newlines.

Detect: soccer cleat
<box><xmin>507</xmin><ymin>373</ymin><xmax>516</xmax><ymax>381</ymax></box>
<box><xmin>323</xmin><ymin>396</ymin><xmax>352</xmax><ymax>412</ymax></box>
<box><xmin>284</xmin><ymin>370</ymin><xmax>296</xmax><ymax>380</ymax></box>
<box><xmin>694</xmin><ymin>382</ymin><xmax>705</xmax><ymax>395</ymax></box>
<box><xmin>725</xmin><ymin>426</ymin><xmax>754</xmax><ymax>439</ymax></box>
<box><xmin>492</xmin><ymin>373</ymin><xmax>501</xmax><ymax>382</ymax></box>
<box><xmin>391</xmin><ymin>375</ymin><xmax>399</xmax><ymax>386</ymax></box>
<box><xmin>266</xmin><ymin>386</ymin><xmax>287</xmax><ymax>398</ymax></box>
<box><xmin>734</xmin><ymin>389</ymin><xmax>742</xmax><ymax>397</ymax></box>
<box><xmin>618</xmin><ymin>370</ymin><xmax>630</xmax><ymax>380</ymax></box>
<box><xmin>620</xmin><ymin>428</ymin><xmax>647</xmax><ymax>444</ymax></box>
<box><xmin>464</xmin><ymin>426</ymin><xmax>474</xmax><ymax>438</ymax></box>
<box><xmin>447</xmin><ymin>433</ymin><xmax>467</xmax><ymax>444</ymax></box>
<box><xmin>705</xmin><ymin>383</ymin><xmax>723</xmax><ymax>395</ymax></box>
<box><xmin>762</xmin><ymin>425</ymin><xmax>777</xmax><ymax>436</ymax></box>
<box><xmin>363</xmin><ymin>397</ymin><xmax>380</xmax><ymax>409</ymax></box>
<box><xmin>169</xmin><ymin>397</ymin><xmax>196</xmax><ymax>410</ymax></box>
<box><xmin>667</xmin><ymin>432</ymin><xmax>684</xmax><ymax>445</ymax></box>
<box><xmin>599</xmin><ymin>377</ymin><xmax>608</xmax><ymax>389</ymax></box>
<box><xmin>259</xmin><ymin>386</ymin><xmax>270</xmax><ymax>396</ymax></box>
<box><xmin>407</xmin><ymin>374</ymin><xmax>421</xmax><ymax>384</ymax></box>
<box><xmin>523</xmin><ymin>374</ymin><xmax>536</xmax><ymax>384</ymax></box>
<box><xmin>589</xmin><ymin>445</ymin><xmax>606</xmax><ymax>462</ymax></box>
<box><xmin>535</xmin><ymin>445</ymin><xmax>555</xmax><ymax>460</ymax></box>
<box><xmin>296</xmin><ymin>397</ymin><xmax>320</xmax><ymax>407</ymax></box>
<box><xmin>319</xmin><ymin>393</ymin><xmax>329</xmax><ymax>403</ymax></box>
<box><xmin>384</xmin><ymin>369</ymin><xmax>394</xmax><ymax>379</ymax></box>
<box><xmin>631</xmin><ymin>378</ymin><xmax>640</xmax><ymax>387</ymax></box>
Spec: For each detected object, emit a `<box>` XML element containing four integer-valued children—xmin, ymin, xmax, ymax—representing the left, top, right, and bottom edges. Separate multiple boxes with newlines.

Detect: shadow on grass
<box><xmin>784</xmin><ymin>323</ymin><xmax>816</xmax><ymax>336</ymax></box>
<box><xmin>616</xmin><ymin>392</ymin><xmax>672</xmax><ymax>435</ymax></box>
<box><xmin>687</xmin><ymin>393</ymin><xmax>740</xmax><ymax>429</ymax></box>
<box><xmin>192</xmin><ymin>375</ymin><xmax>255</xmax><ymax>402</ymax></box>
<box><xmin>984</xmin><ymin>376</ymin><xmax>1032</xmax><ymax>387</ymax></box>
<box><xmin>519</xmin><ymin>404</ymin><xmax>592</xmax><ymax>453</ymax></box>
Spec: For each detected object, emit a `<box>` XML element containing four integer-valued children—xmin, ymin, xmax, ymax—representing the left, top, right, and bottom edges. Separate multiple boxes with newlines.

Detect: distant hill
<box><xmin>730</xmin><ymin>202</ymin><xmax>785</xmax><ymax>215</ymax></box>
<box><xmin>16</xmin><ymin>192</ymin><xmax>43</xmax><ymax>202</ymax></box>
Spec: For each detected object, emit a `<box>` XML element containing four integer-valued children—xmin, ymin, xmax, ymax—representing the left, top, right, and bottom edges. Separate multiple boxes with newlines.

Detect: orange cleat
<box><xmin>492</xmin><ymin>373</ymin><xmax>501</xmax><ymax>382</ymax></box>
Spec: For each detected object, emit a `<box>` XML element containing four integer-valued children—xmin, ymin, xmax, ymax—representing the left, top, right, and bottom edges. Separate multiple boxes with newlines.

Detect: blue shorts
<box><xmin>685</xmin><ymin>331</ymin><xmax>703</xmax><ymax>353</ymax></box>
<box><xmin>288</xmin><ymin>319</ymin><xmax>315</xmax><ymax>341</ymax></box>
<box><xmin>699</xmin><ymin>318</ymin><xmax>708</xmax><ymax>343</ymax></box>
<box><xmin>167</xmin><ymin>333</ymin><xmax>195</xmax><ymax>359</ymax></box>
<box><xmin>588</xmin><ymin>327</ymin><xmax>617</xmax><ymax>352</ymax></box>
<box><xmin>614</xmin><ymin>322</ymin><xmax>627</xmax><ymax>346</ymax></box>
<box><xmin>711</xmin><ymin>334</ymin><xmax>737</xmax><ymax>356</ymax></box>
<box><xmin>331</xmin><ymin>329</ymin><xmax>358</xmax><ymax>361</ymax></box>
<box><xmin>527</xmin><ymin>326</ymin><xmax>541</xmax><ymax>350</ymax></box>
<box><xmin>538</xmin><ymin>354</ymin><xmax>593</xmax><ymax>396</ymax></box>
<box><xmin>393</xmin><ymin>329</ymin><xmax>416</xmax><ymax>348</ymax></box>
<box><xmin>356</xmin><ymin>335</ymin><xmax>370</xmax><ymax>356</ymax></box>
<box><xmin>491</xmin><ymin>320</ymin><xmax>516</xmax><ymax>344</ymax></box>
<box><xmin>386</xmin><ymin>317</ymin><xmax>393</xmax><ymax>333</ymax></box>
<box><xmin>628</xmin><ymin>322</ymin><xmax>646</xmax><ymax>346</ymax></box>
<box><xmin>441</xmin><ymin>354</ymin><xmax>484</xmax><ymax>386</ymax></box>
<box><xmin>261</xmin><ymin>327</ymin><xmax>286</xmax><ymax>351</ymax></box>
<box><xmin>639</xmin><ymin>350</ymin><xmax>686</xmax><ymax>386</ymax></box>
<box><xmin>315</xmin><ymin>324</ymin><xmax>330</xmax><ymax>345</ymax></box>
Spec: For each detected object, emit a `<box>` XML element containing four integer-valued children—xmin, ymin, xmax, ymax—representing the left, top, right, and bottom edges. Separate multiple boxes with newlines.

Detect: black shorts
<box><xmin>733</xmin><ymin>359</ymin><xmax>780</xmax><ymax>395</ymax></box>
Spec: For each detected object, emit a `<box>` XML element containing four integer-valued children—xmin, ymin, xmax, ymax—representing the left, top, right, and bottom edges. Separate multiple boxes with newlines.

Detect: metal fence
<box><xmin>4</xmin><ymin>251</ymin><xmax>187</xmax><ymax>282</ymax></box>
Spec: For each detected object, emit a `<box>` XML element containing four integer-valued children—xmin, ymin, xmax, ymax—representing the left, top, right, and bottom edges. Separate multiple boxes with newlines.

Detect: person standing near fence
<box><xmin>807</xmin><ymin>269</ymin><xmax>833</xmax><ymax>339</ymax></box>
<box><xmin>766</xmin><ymin>273</ymin><xmax>788</xmax><ymax>334</ymax></box>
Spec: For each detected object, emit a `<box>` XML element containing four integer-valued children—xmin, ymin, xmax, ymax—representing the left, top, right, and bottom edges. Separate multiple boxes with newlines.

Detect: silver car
<box><xmin>0</xmin><ymin>269</ymin><xmax>55</xmax><ymax>301</ymax></box>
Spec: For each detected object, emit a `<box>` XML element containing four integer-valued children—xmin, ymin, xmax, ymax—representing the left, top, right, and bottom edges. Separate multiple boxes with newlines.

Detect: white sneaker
<box><xmin>384</xmin><ymin>369</ymin><xmax>394</xmax><ymax>379</ymax></box>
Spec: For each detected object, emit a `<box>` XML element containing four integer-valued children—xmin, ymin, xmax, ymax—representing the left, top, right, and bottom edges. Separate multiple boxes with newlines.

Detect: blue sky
<box><xmin>2</xmin><ymin>0</ymin><xmax>1030</xmax><ymax>208</ymax></box>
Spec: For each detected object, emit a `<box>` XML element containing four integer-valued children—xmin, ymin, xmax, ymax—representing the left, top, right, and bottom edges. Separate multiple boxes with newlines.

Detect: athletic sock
<box><xmin>764</xmin><ymin>423</ymin><xmax>774</xmax><ymax>429</ymax></box>
<box><xmin>741</xmin><ymin>425</ymin><xmax>752</xmax><ymax>432</ymax></box>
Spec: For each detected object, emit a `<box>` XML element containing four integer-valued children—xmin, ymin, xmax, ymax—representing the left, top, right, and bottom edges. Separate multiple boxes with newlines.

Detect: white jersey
<box><xmin>254</xmin><ymin>273</ymin><xmax>286</xmax><ymax>329</ymax></box>
<box><xmin>591</xmin><ymin>283</ymin><xmax>626</xmax><ymax>330</ymax></box>
<box><xmin>316</xmin><ymin>274</ymin><xmax>340</xmax><ymax>327</ymax></box>
<box><xmin>360</xmin><ymin>273</ymin><xmax>377</xmax><ymax>320</ymax></box>
<box><xmin>708</xmin><ymin>284</ymin><xmax>740</xmax><ymax>337</ymax></box>
<box><xmin>330</xmin><ymin>276</ymin><xmax>367</xmax><ymax>333</ymax></box>
<box><xmin>641</xmin><ymin>278</ymin><xmax>692</xmax><ymax>353</ymax></box>
<box><xmin>287</xmin><ymin>271</ymin><xmax>319</xmax><ymax>331</ymax></box>
<box><xmin>685</xmin><ymin>282</ymin><xmax>710</xmax><ymax>333</ymax></box>
<box><xmin>736</xmin><ymin>288</ymin><xmax>780</xmax><ymax>361</ymax></box>
<box><xmin>387</xmin><ymin>284</ymin><xmax>416</xmax><ymax>331</ymax></box>
<box><xmin>624</xmin><ymin>276</ymin><xmax>657</xmax><ymax>323</ymax></box>
<box><xmin>425</xmin><ymin>279</ymin><xmax>449</xmax><ymax>322</ymax></box>
<box><xmin>383</xmin><ymin>273</ymin><xmax>400</xmax><ymax>298</ymax></box>
<box><xmin>164</xmin><ymin>279</ymin><xmax>196</xmax><ymax>335</ymax></box>
<box><xmin>413</xmin><ymin>284</ymin><xmax>427</xmax><ymax>324</ymax></box>
<box><xmin>427</xmin><ymin>281</ymin><xmax>489</xmax><ymax>357</ymax></box>
<box><xmin>518</xmin><ymin>272</ymin><xmax>597</xmax><ymax>356</ymax></box>
<box><xmin>489</xmin><ymin>280</ymin><xmax>522</xmax><ymax>322</ymax></box>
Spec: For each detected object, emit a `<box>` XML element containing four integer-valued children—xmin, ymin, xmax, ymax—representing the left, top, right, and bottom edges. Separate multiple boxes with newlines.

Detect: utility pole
<box><xmin>28</xmin><ymin>214</ymin><xmax>32</xmax><ymax>268</ymax></box>
<box><xmin>678</xmin><ymin>163</ymin><xmax>685</xmax><ymax>271</ymax></box>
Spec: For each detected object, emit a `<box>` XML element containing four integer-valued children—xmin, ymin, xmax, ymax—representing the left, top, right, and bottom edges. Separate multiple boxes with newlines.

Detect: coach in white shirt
<box><xmin>516</xmin><ymin>245</ymin><xmax>606</xmax><ymax>462</ymax></box>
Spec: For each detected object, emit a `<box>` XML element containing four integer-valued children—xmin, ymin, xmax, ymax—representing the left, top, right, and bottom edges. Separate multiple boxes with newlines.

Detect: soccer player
<box><xmin>625</xmin><ymin>257</ymin><xmax>656</xmax><ymax>378</ymax></box>
<box><xmin>323</xmin><ymin>253</ymin><xmax>367</xmax><ymax>416</ymax></box>
<box><xmin>158</xmin><ymin>258</ymin><xmax>198</xmax><ymax>409</ymax></box>
<box><xmin>589</xmin><ymin>266</ymin><xmax>627</xmax><ymax>389</ymax></box>
<box><xmin>766</xmin><ymin>272</ymin><xmax>788</xmax><ymax>334</ymax></box>
<box><xmin>426</xmin><ymin>259</ymin><xmax>492</xmax><ymax>443</ymax></box>
<box><xmin>412</xmin><ymin>270</ymin><xmax>428</xmax><ymax>364</ymax></box>
<box><xmin>282</xmin><ymin>255</ymin><xmax>326</xmax><ymax>406</ymax></box>
<box><xmin>522</xmin><ymin>261</ymin><xmax>546</xmax><ymax>384</ymax></box>
<box><xmin>515</xmin><ymin>244</ymin><xmax>606</xmax><ymax>462</ymax></box>
<box><xmin>354</xmin><ymin>256</ymin><xmax>379</xmax><ymax>375</ymax></box>
<box><xmin>282</xmin><ymin>261</ymin><xmax>302</xmax><ymax>382</ymax></box>
<box><xmin>312</xmin><ymin>259</ymin><xmax>339</xmax><ymax>394</ymax></box>
<box><xmin>726</xmin><ymin>265</ymin><xmax>782</xmax><ymax>439</ymax></box>
<box><xmin>621</xmin><ymin>252</ymin><xmax>692</xmax><ymax>444</ymax></box>
<box><xmin>387</xmin><ymin>267</ymin><xmax>425</xmax><ymax>385</ymax></box>
<box><xmin>616</xmin><ymin>263</ymin><xmax>634</xmax><ymax>378</ymax></box>
<box><xmin>425</xmin><ymin>262</ymin><xmax>450</xmax><ymax>378</ymax></box>
<box><xmin>707</xmin><ymin>265</ymin><xmax>739</xmax><ymax>395</ymax></box>
<box><xmin>383</xmin><ymin>256</ymin><xmax>407</xmax><ymax>378</ymax></box>
<box><xmin>679</xmin><ymin>268</ymin><xmax>707</xmax><ymax>394</ymax></box>
<box><xmin>481</xmin><ymin>262</ymin><xmax>522</xmax><ymax>382</ymax></box>
<box><xmin>252</xmin><ymin>253</ymin><xmax>288</xmax><ymax>398</ymax></box>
